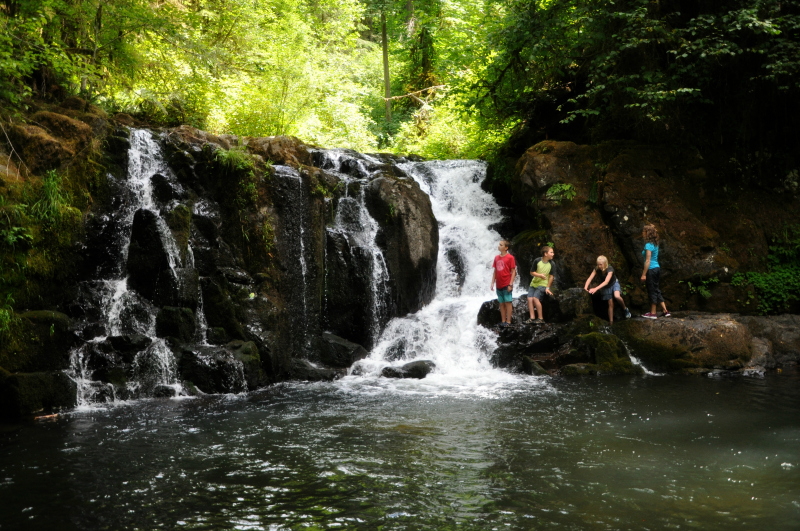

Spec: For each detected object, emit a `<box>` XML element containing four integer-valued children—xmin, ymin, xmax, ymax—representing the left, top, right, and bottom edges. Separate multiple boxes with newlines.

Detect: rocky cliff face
<box><xmin>0</xmin><ymin>109</ymin><xmax>439</xmax><ymax>418</ymax></box>
<box><xmin>504</xmin><ymin>141</ymin><xmax>800</xmax><ymax>312</ymax></box>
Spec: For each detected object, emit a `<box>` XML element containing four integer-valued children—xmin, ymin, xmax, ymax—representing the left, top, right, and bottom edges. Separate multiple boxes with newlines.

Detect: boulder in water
<box><xmin>0</xmin><ymin>369</ymin><xmax>77</xmax><ymax>420</ymax></box>
<box><xmin>1</xmin><ymin>311</ymin><xmax>77</xmax><ymax>373</ymax></box>
<box><xmin>381</xmin><ymin>360</ymin><xmax>435</xmax><ymax>379</ymax></box>
<box><xmin>177</xmin><ymin>346</ymin><xmax>246</xmax><ymax>394</ymax></box>
<box><xmin>155</xmin><ymin>307</ymin><xmax>196</xmax><ymax>342</ymax></box>
<box><xmin>287</xmin><ymin>359</ymin><xmax>340</xmax><ymax>382</ymax></box>
<box><xmin>226</xmin><ymin>340</ymin><xmax>263</xmax><ymax>389</ymax></box>
<box><xmin>365</xmin><ymin>176</ymin><xmax>438</xmax><ymax>318</ymax></box>
<box><xmin>320</xmin><ymin>332</ymin><xmax>368</xmax><ymax>368</ymax></box>
<box><xmin>615</xmin><ymin>314</ymin><xmax>751</xmax><ymax>372</ymax></box>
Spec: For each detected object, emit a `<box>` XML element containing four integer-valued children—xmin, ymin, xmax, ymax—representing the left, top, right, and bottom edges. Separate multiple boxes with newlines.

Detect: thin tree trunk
<box><xmin>382</xmin><ymin>12</ymin><xmax>391</xmax><ymax>122</ymax></box>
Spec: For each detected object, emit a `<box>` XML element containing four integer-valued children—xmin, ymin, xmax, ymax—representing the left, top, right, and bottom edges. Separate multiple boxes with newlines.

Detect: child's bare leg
<box><xmin>614</xmin><ymin>291</ymin><xmax>627</xmax><ymax>309</ymax></box>
<box><xmin>608</xmin><ymin>299</ymin><xmax>614</xmax><ymax>324</ymax></box>
<box><xmin>503</xmin><ymin>302</ymin><xmax>513</xmax><ymax>323</ymax></box>
<box><xmin>650</xmin><ymin>303</ymin><xmax>657</xmax><ymax>315</ymax></box>
<box><xmin>498</xmin><ymin>302</ymin><xmax>507</xmax><ymax>324</ymax></box>
<box><xmin>660</xmin><ymin>301</ymin><xmax>669</xmax><ymax>314</ymax></box>
<box><xmin>533</xmin><ymin>297</ymin><xmax>544</xmax><ymax>322</ymax></box>
<box><xmin>527</xmin><ymin>297</ymin><xmax>535</xmax><ymax>319</ymax></box>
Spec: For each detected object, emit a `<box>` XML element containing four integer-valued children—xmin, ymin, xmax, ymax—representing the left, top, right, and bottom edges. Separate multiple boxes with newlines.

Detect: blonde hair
<box><xmin>596</xmin><ymin>255</ymin><xmax>608</xmax><ymax>271</ymax></box>
<box><xmin>643</xmin><ymin>224</ymin><xmax>660</xmax><ymax>245</ymax></box>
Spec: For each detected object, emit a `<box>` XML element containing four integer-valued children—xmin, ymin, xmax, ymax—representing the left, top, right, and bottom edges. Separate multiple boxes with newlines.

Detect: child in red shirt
<box><xmin>490</xmin><ymin>240</ymin><xmax>516</xmax><ymax>327</ymax></box>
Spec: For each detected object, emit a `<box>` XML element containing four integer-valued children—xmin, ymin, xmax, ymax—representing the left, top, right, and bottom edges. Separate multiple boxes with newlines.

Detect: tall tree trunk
<box><xmin>382</xmin><ymin>12</ymin><xmax>391</xmax><ymax>122</ymax></box>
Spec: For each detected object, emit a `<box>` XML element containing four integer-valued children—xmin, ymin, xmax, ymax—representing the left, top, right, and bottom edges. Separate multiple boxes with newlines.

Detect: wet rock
<box><xmin>557</xmin><ymin>288</ymin><xmax>593</xmax><ymax>321</ymax></box>
<box><xmin>365</xmin><ymin>176</ymin><xmax>438</xmax><ymax>318</ymax></box>
<box><xmin>127</xmin><ymin>209</ymin><xmax>174</xmax><ymax>303</ymax></box>
<box><xmin>217</xmin><ymin>267</ymin><xmax>253</xmax><ymax>285</ymax></box>
<box><xmin>444</xmin><ymin>248</ymin><xmax>466</xmax><ymax>289</ymax></box>
<box><xmin>562</xmin><ymin>364</ymin><xmax>598</xmax><ymax>376</ymax></box>
<box><xmin>178</xmin><ymin>346</ymin><xmax>246</xmax><ymax>393</ymax></box>
<box><xmin>151</xmin><ymin>174</ymin><xmax>183</xmax><ymax>204</ymax></box>
<box><xmin>153</xmin><ymin>385</ymin><xmax>178</xmax><ymax>398</ymax></box>
<box><xmin>200</xmin><ymin>278</ymin><xmax>245</xmax><ymax>340</ymax></box>
<box><xmin>615</xmin><ymin>314</ymin><xmax>751</xmax><ymax>372</ymax></box>
<box><xmin>747</xmin><ymin>337</ymin><xmax>775</xmax><ymax>370</ymax></box>
<box><xmin>522</xmin><ymin>356</ymin><xmax>550</xmax><ymax>376</ymax></box>
<box><xmin>166</xmin><ymin>205</ymin><xmax>191</xmax><ymax>265</ymax></box>
<box><xmin>320</xmin><ymin>332</ymin><xmax>368</xmax><ymax>368</ymax></box>
<box><xmin>735</xmin><ymin>315</ymin><xmax>800</xmax><ymax>367</ymax></box>
<box><xmin>568</xmin><ymin>333</ymin><xmax>643</xmax><ymax>375</ymax></box>
<box><xmin>226</xmin><ymin>340</ymin><xmax>263</xmax><ymax>389</ymax></box>
<box><xmin>323</xmin><ymin>230</ymin><xmax>374</xmax><ymax>347</ymax></box>
<box><xmin>381</xmin><ymin>360</ymin><xmax>436</xmax><ymax>379</ymax></box>
<box><xmin>104</xmin><ymin>132</ymin><xmax>130</xmax><ymax>166</ymax></box>
<box><xmin>287</xmin><ymin>359</ymin><xmax>340</xmax><ymax>382</ymax></box>
<box><xmin>0</xmin><ymin>311</ymin><xmax>77</xmax><ymax>373</ymax></box>
<box><xmin>155</xmin><ymin>307</ymin><xmax>196</xmax><ymax>341</ymax></box>
<box><xmin>206</xmin><ymin>327</ymin><xmax>229</xmax><ymax>345</ymax></box>
<box><xmin>107</xmin><ymin>334</ymin><xmax>152</xmax><ymax>361</ymax></box>
<box><xmin>0</xmin><ymin>370</ymin><xmax>77</xmax><ymax>420</ymax></box>
<box><xmin>490</xmin><ymin>324</ymin><xmax>561</xmax><ymax>371</ymax></box>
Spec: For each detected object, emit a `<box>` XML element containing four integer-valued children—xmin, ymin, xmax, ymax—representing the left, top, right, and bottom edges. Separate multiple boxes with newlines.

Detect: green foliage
<box><xmin>680</xmin><ymin>277</ymin><xmax>719</xmax><ymax>300</ymax></box>
<box><xmin>732</xmin><ymin>224</ymin><xmax>800</xmax><ymax>314</ymax></box>
<box><xmin>545</xmin><ymin>183</ymin><xmax>576</xmax><ymax>205</ymax></box>
<box><xmin>29</xmin><ymin>170</ymin><xmax>77</xmax><ymax>225</ymax></box>
<box><xmin>0</xmin><ymin>293</ymin><xmax>15</xmax><ymax>342</ymax></box>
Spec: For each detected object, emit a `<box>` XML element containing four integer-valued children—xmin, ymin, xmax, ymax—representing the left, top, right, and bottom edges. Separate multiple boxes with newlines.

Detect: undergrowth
<box><xmin>732</xmin><ymin>224</ymin><xmax>800</xmax><ymax>314</ymax></box>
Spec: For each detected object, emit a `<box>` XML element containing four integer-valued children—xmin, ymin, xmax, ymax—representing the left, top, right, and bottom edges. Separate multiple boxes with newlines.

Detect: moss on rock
<box><xmin>0</xmin><ymin>370</ymin><xmax>77</xmax><ymax>420</ymax></box>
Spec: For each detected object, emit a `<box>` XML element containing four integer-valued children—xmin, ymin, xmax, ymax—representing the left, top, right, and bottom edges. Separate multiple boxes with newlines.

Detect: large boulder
<box><xmin>323</xmin><ymin>230</ymin><xmax>374</xmax><ymax>347</ymax></box>
<box><xmin>177</xmin><ymin>346</ymin><xmax>247</xmax><ymax>394</ymax></box>
<box><xmin>0</xmin><ymin>311</ymin><xmax>77</xmax><ymax>373</ymax></box>
<box><xmin>615</xmin><ymin>314</ymin><xmax>752</xmax><ymax>372</ymax></box>
<box><xmin>381</xmin><ymin>360</ymin><xmax>436</xmax><ymax>379</ymax></box>
<box><xmin>226</xmin><ymin>340</ymin><xmax>264</xmax><ymax>389</ymax></box>
<box><xmin>490</xmin><ymin>324</ymin><xmax>561</xmax><ymax>371</ymax></box>
<box><xmin>155</xmin><ymin>307</ymin><xmax>196</xmax><ymax>341</ymax></box>
<box><xmin>734</xmin><ymin>314</ymin><xmax>800</xmax><ymax>367</ymax></box>
<box><xmin>6</xmin><ymin>124</ymin><xmax>73</xmax><ymax>173</ymax></box>
<box><xmin>0</xmin><ymin>369</ymin><xmax>77</xmax><ymax>420</ymax></box>
<box><xmin>564</xmin><ymin>333</ymin><xmax>643</xmax><ymax>375</ymax></box>
<box><xmin>127</xmin><ymin>209</ymin><xmax>176</xmax><ymax>304</ymax></box>
<box><xmin>287</xmin><ymin>359</ymin><xmax>340</xmax><ymax>382</ymax></box>
<box><xmin>366</xmin><ymin>176</ymin><xmax>439</xmax><ymax>317</ymax></box>
<box><xmin>320</xmin><ymin>332</ymin><xmax>368</xmax><ymax>368</ymax></box>
<box><xmin>247</xmin><ymin>135</ymin><xmax>312</xmax><ymax>167</ymax></box>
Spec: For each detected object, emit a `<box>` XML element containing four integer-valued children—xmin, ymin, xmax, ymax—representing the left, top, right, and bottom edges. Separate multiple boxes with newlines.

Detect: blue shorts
<box><xmin>599</xmin><ymin>281</ymin><xmax>622</xmax><ymax>301</ymax></box>
<box><xmin>496</xmin><ymin>286</ymin><xmax>513</xmax><ymax>303</ymax></box>
<box><xmin>527</xmin><ymin>286</ymin><xmax>547</xmax><ymax>300</ymax></box>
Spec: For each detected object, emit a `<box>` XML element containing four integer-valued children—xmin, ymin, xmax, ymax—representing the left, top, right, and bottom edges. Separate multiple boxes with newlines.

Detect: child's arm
<box><xmin>508</xmin><ymin>268</ymin><xmax>517</xmax><ymax>291</ymax></box>
<box><xmin>589</xmin><ymin>271</ymin><xmax>613</xmax><ymax>294</ymax></box>
<box><xmin>545</xmin><ymin>274</ymin><xmax>554</xmax><ymax>295</ymax></box>
<box><xmin>584</xmin><ymin>270</ymin><xmax>596</xmax><ymax>291</ymax></box>
<box><xmin>490</xmin><ymin>269</ymin><xmax>496</xmax><ymax>290</ymax></box>
<box><xmin>641</xmin><ymin>250</ymin><xmax>651</xmax><ymax>282</ymax></box>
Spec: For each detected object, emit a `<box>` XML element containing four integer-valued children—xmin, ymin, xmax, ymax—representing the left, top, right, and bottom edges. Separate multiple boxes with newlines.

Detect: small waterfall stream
<box><xmin>339</xmin><ymin>159</ymin><xmax>530</xmax><ymax>394</ymax></box>
<box><xmin>68</xmin><ymin>130</ymin><xmax>198</xmax><ymax>404</ymax></box>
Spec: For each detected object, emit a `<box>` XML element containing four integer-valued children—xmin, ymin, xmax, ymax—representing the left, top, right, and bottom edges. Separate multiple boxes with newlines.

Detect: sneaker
<box><xmin>525</xmin><ymin>318</ymin><xmax>535</xmax><ymax>324</ymax></box>
<box><xmin>662</xmin><ymin>312</ymin><xmax>671</xmax><ymax>318</ymax></box>
<box><xmin>642</xmin><ymin>312</ymin><xmax>658</xmax><ymax>320</ymax></box>
<box><xmin>498</xmin><ymin>322</ymin><xmax>508</xmax><ymax>328</ymax></box>
<box><xmin>624</xmin><ymin>308</ymin><xmax>632</xmax><ymax>319</ymax></box>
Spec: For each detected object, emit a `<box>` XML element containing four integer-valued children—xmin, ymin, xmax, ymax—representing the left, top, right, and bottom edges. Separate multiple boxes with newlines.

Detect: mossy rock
<box><xmin>0</xmin><ymin>311</ymin><xmax>76</xmax><ymax>373</ymax></box>
<box><xmin>167</xmin><ymin>204</ymin><xmax>192</xmax><ymax>265</ymax></box>
<box><xmin>0</xmin><ymin>370</ymin><xmax>77</xmax><ymax>420</ymax></box>
<box><xmin>562</xmin><ymin>363</ymin><xmax>598</xmax><ymax>376</ymax></box>
<box><xmin>615</xmin><ymin>316</ymin><xmax>749</xmax><ymax>372</ymax></box>
<box><xmin>522</xmin><ymin>356</ymin><xmax>549</xmax><ymax>376</ymax></box>
<box><xmin>574</xmin><ymin>332</ymin><xmax>644</xmax><ymax>375</ymax></box>
<box><xmin>155</xmin><ymin>307</ymin><xmax>195</xmax><ymax>341</ymax></box>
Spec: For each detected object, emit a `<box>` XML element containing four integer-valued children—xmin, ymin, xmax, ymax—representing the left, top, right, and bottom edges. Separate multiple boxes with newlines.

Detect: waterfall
<box><xmin>68</xmin><ymin>130</ymin><xmax>195</xmax><ymax>404</ymax></box>
<box><xmin>341</xmin><ymin>160</ymin><xmax>526</xmax><ymax>392</ymax></box>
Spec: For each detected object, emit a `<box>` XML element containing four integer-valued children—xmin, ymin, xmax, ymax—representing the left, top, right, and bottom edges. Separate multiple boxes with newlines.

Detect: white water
<box><xmin>338</xmin><ymin>160</ymin><xmax>542</xmax><ymax>397</ymax></box>
<box><xmin>318</xmin><ymin>150</ymin><xmax>391</xmax><ymax>344</ymax></box>
<box><xmin>68</xmin><ymin>130</ymin><xmax>189</xmax><ymax>405</ymax></box>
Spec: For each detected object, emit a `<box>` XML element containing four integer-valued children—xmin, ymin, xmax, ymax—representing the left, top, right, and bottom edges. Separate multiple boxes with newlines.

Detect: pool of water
<box><xmin>3</xmin><ymin>371</ymin><xmax>800</xmax><ymax>530</ymax></box>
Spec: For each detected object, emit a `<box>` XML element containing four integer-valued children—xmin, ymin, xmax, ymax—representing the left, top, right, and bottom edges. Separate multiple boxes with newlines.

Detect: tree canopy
<box><xmin>2</xmin><ymin>0</ymin><xmax>799</xmax><ymax>171</ymax></box>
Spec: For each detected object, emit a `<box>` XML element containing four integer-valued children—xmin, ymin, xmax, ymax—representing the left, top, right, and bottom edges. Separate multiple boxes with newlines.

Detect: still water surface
<box><xmin>2</xmin><ymin>372</ymin><xmax>799</xmax><ymax>530</ymax></box>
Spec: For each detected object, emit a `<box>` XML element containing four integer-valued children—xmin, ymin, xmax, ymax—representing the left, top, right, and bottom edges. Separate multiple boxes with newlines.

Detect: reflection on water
<box><xmin>1</xmin><ymin>372</ymin><xmax>799</xmax><ymax>530</ymax></box>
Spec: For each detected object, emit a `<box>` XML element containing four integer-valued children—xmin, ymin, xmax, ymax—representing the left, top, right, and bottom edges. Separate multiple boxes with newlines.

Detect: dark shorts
<box><xmin>496</xmin><ymin>286</ymin><xmax>513</xmax><ymax>303</ymax></box>
<box><xmin>646</xmin><ymin>267</ymin><xmax>665</xmax><ymax>304</ymax></box>
<box><xmin>527</xmin><ymin>286</ymin><xmax>547</xmax><ymax>300</ymax></box>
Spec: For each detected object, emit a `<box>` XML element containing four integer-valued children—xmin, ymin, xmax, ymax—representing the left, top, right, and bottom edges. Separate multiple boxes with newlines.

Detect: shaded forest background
<box><xmin>1</xmin><ymin>0</ymin><xmax>798</xmax><ymax>177</ymax></box>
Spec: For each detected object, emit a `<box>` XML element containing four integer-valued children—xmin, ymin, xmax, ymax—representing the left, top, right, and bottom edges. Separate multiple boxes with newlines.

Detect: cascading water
<box><xmin>313</xmin><ymin>150</ymin><xmax>392</xmax><ymax>345</ymax></box>
<box><xmin>68</xmin><ymin>130</ymin><xmax>192</xmax><ymax>404</ymax></box>
<box><xmin>340</xmin><ymin>159</ymin><xmax>534</xmax><ymax>395</ymax></box>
